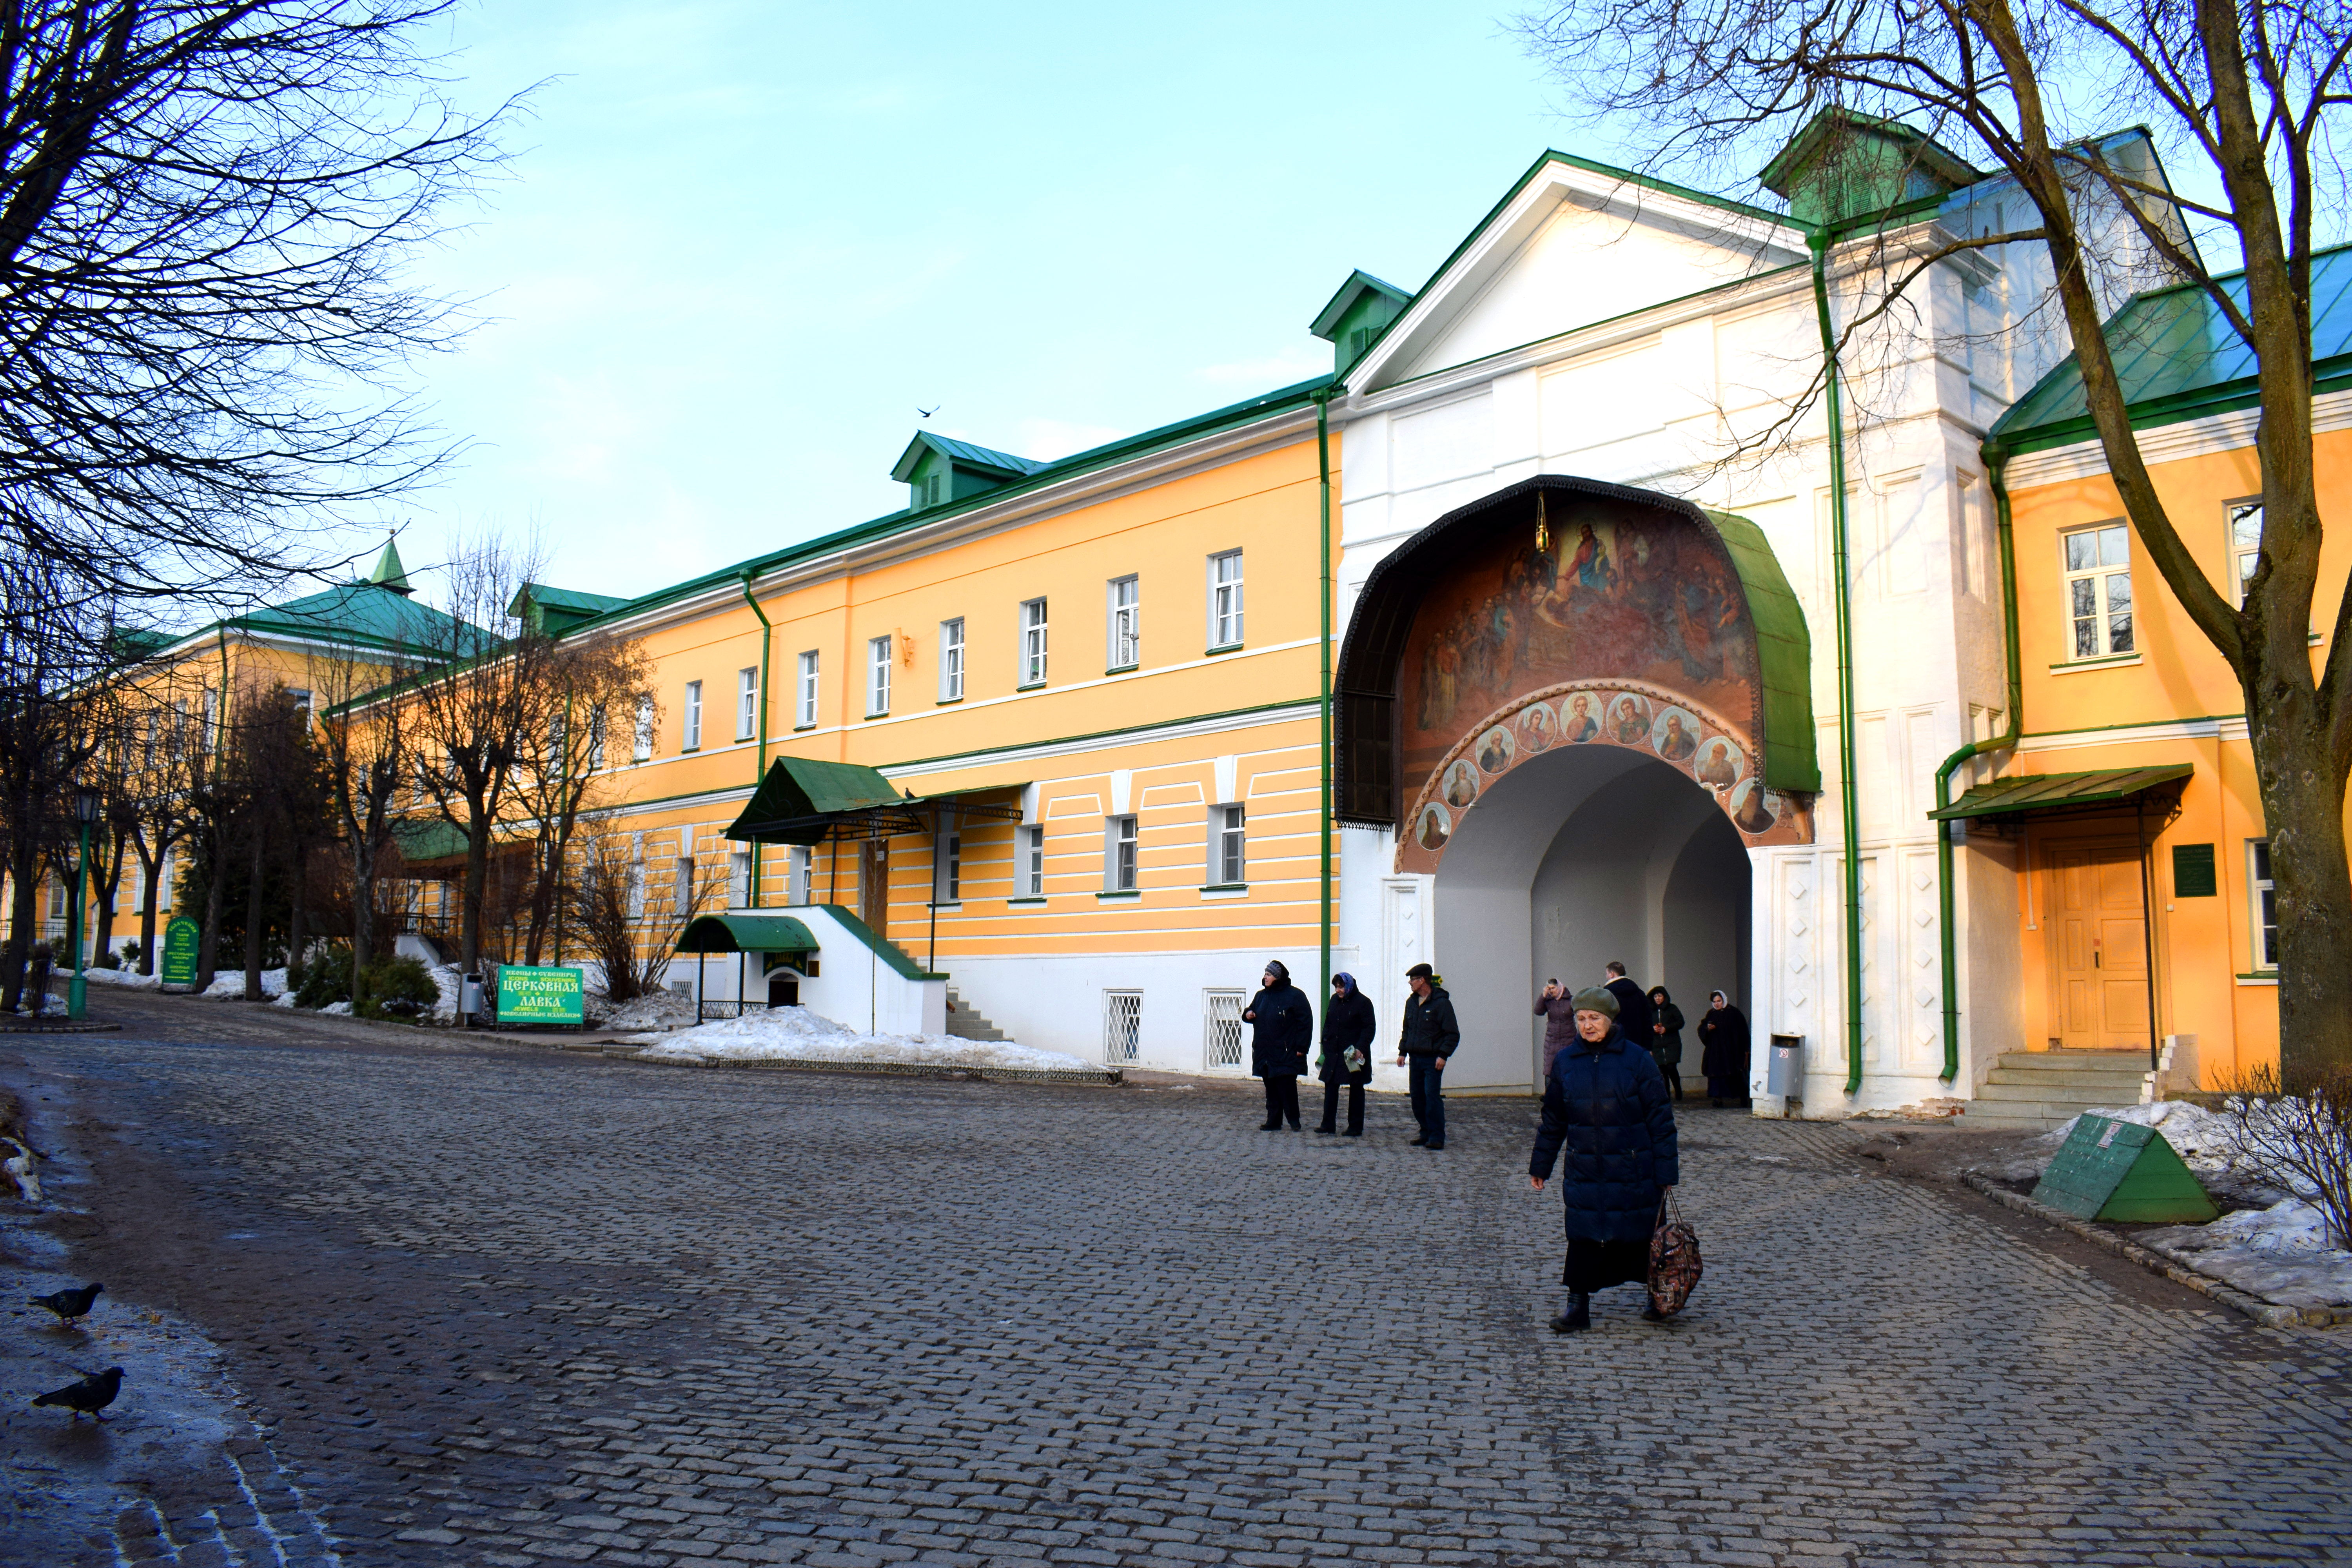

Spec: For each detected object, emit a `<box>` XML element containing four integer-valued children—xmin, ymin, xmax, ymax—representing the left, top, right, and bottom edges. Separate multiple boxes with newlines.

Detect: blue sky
<box><xmin>372</xmin><ymin>2</ymin><xmax>1603</xmax><ymax>599</ymax></box>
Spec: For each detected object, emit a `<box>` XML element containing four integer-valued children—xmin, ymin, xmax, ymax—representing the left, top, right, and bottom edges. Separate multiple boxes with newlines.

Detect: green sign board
<box><xmin>495</xmin><ymin>965</ymin><xmax>584</xmax><ymax>1026</ymax></box>
<box><xmin>159</xmin><ymin>916</ymin><xmax>200</xmax><ymax>989</ymax></box>
<box><xmin>2033</xmin><ymin>1113</ymin><xmax>2219</xmax><ymax>1223</ymax></box>
<box><xmin>2172</xmin><ymin>842</ymin><xmax>2218</xmax><ymax>898</ymax></box>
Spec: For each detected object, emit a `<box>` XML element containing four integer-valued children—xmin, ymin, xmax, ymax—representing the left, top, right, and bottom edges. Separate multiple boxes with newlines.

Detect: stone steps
<box><xmin>944</xmin><ymin>987</ymin><xmax>1011</xmax><ymax>1044</ymax></box>
<box><xmin>1955</xmin><ymin>1049</ymin><xmax>2148</xmax><ymax>1131</ymax></box>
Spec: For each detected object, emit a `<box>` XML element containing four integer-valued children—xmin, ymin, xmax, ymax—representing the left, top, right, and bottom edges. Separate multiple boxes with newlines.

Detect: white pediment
<box><xmin>1357</xmin><ymin>158</ymin><xmax>1808</xmax><ymax>393</ymax></box>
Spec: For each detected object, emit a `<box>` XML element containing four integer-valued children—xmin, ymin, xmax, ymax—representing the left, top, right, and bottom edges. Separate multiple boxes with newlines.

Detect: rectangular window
<box><xmin>588</xmin><ymin>709</ymin><xmax>607</xmax><ymax>770</ymax></box>
<box><xmin>2229</xmin><ymin>499</ymin><xmax>2263</xmax><ymax>605</ymax></box>
<box><xmin>868</xmin><ymin>635</ymin><xmax>892</xmax><ymax>715</ymax></box>
<box><xmin>737</xmin><ymin>667</ymin><xmax>759</xmax><ymax>740</ymax></box>
<box><xmin>1020</xmin><ymin>598</ymin><xmax>1049</xmax><ymax>686</ymax></box>
<box><xmin>1204</xmin><ymin>989</ymin><xmax>1245</xmax><ymax>1071</ymax></box>
<box><xmin>1216</xmin><ymin>804</ymin><xmax>1246</xmax><ymax>885</ymax></box>
<box><xmin>787</xmin><ymin>845</ymin><xmax>811</xmax><ymax>906</ymax></box>
<box><xmin>1024</xmin><ymin>824</ymin><xmax>1045</xmax><ymax>896</ymax></box>
<box><xmin>1108</xmin><ymin>575</ymin><xmax>1140</xmax><ymax>669</ymax></box>
<box><xmin>939</xmin><ymin>617</ymin><xmax>965</xmax><ymax>701</ymax></box>
<box><xmin>1108</xmin><ymin>814</ymin><xmax>1138</xmax><ymax>891</ymax></box>
<box><xmin>935</xmin><ymin>833</ymin><xmax>961</xmax><ymax>903</ymax></box>
<box><xmin>156</xmin><ymin>851</ymin><xmax>172</xmax><ymax>911</ymax></box>
<box><xmin>1103</xmin><ymin>989</ymin><xmax>1143</xmax><ymax>1063</ymax></box>
<box><xmin>2062</xmin><ymin>523</ymin><xmax>2134</xmax><ymax>658</ymax></box>
<box><xmin>1210</xmin><ymin>550</ymin><xmax>1244</xmax><ymax>648</ymax></box>
<box><xmin>729</xmin><ymin>851</ymin><xmax>751</xmax><ymax>907</ymax></box>
<box><xmin>682</xmin><ymin>681</ymin><xmax>703</xmax><ymax>750</ymax></box>
<box><xmin>2249</xmin><ymin>839</ymin><xmax>2277</xmax><ymax>970</ymax></box>
<box><xmin>633</xmin><ymin>695</ymin><xmax>655</xmax><ymax>762</ymax></box>
<box><xmin>674</xmin><ymin>854</ymin><xmax>695</xmax><ymax>915</ymax></box>
<box><xmin>797</xmin><ymin>651</ymin><xmax>819</xmax><ymax>727</ymax></box>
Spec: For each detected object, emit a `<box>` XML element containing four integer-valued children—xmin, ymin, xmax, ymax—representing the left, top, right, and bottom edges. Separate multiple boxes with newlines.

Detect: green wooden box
<box><xmin>2033</xmin><ymin>1113</ymin><xmax>2219</xmax><ymax>1223</ymax></box>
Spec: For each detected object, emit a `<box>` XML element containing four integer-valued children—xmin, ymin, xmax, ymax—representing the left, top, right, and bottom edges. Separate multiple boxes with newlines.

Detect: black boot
<box><xmin>1549</xmin><ymin>1292</ymin><xmax>1591</xmax><ymax>1334</ymax></box>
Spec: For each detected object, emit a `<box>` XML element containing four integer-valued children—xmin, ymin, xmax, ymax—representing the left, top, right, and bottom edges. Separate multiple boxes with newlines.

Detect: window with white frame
<box><xmin>1213</xmin><ymin>804</ymin><xmax>1246</xmax><ymax>885</ymax></box>
<box><xmin>867</xmin><ymin>634</ymin><xmax>893</xmax><ymax>715</ymax></box>
<box><xmin>797</xmin><ymin>650</ymin><xmax>819</xmax><ymax>727</ymax></box>
<box><xmin>787</xmin><ymin>845</ymin><xmax>811</xmax><ymax>905</ymax></box>
<box><xmin>588</xmin><ymin>708</ymin><xmax>607</xmax><ymax>770</ymax></box>
<box><xmin>633</xmin><ymin>695</ymin><xmax>655</xmax><ymax>762</ymax></box>
<box><xmin>938</xmin><ymin>617</ymin><xmax>964</xmax><ymax>701</ymax></box>
<box><xmin>2062</xmin><ymin>523</ymin><xmax>2134</xmax><ymax>658</ymax></box>
<box><xmin>2229</xmin><ymin>500</ymin><xmax>2264</xmax><ymax>605</ymax></box>
<box><xmin>935</xmin><ymin>832</ymin><xmax>960</xmax><ymax>903</ymax></box>
<box><xmin>1203</xmin><ymin>989</ymin><xmax>1245</xmax><ymax>1071</ymax></box>
<box><xmin>682</xmin><ymin>680</ymin><xmax>703</xmax><ymax>749</ymax></box>
<box><xmin>673</xmin><ymin>852</ymin><xmax>696</xmax><ymax>916</ymax></box>
<box><xmin>1020</xmin><ymin>599</ymin><xmax>1048</xmax><ymax>686</ymax></box>
<box><xmin>1209</xmin><ymin>550</ymin><xmax>1244</xmax><ymax>647</ymax></box>
<box><xmin>1024</xmin><ymin>824</ymin><xmax>1044</xmax><ymax>896</ymax></box>
<box><xmin>1103</xmin><ymin>989</ymin><xmax>1143</xmax><ymax>1063</ymax></box>
<box><xmin>737</xmin><ymin>667</ymin><xmax>759</xmax><ymax>740</ymax></box>
<box><xmin>2249</xmin><ymin>839</ymin><xmax>2277</xmax><ymax>971</ymax></box>
<box><xmin>729</xmin><ymin>851</ymin><xmax>751</xmax><ymax>907</ymax></box>
<box><xmin>1108</xmin><ymin>575</ymin><xmax>1140</xmax><ymax>669</ymax></box>
<box><xmin>156</xmin><ymin>851</ymin><xmax>172</xmax><ymax>910</ymax></box>
<box><xmin>1107</xmin><ymin>814</ymin><xmax>1138</xmax><ymax>891</ymax></box>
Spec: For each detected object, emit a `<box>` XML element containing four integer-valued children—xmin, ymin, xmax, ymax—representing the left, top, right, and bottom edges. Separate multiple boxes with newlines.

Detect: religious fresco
<box><xmin>1389</xmin><ymin>491</ymin><xmax>1813</xmax><ymax>875</ymax></box>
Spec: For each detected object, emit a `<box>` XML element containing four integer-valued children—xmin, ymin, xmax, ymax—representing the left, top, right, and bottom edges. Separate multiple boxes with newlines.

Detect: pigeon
<box><xmin>29</xmin><ymin>1282</ymin><xmax>101</xmax><ymax>1325</ymax></box>
<box><xmin>32</xmin><ymin>1366</ymin><xmax>122</xmax><ymax>1419</ymax></box>
<box><xmin>917</xmin><ymin>405</ymin><xmax>939</xmax><ymax>419</ymax></box>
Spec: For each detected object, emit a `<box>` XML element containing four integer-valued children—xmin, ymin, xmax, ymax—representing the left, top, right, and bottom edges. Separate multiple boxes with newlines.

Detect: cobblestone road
<box><xmin>4</xmin><ymin>995</ymin><xmax>2350</xmax><ymax>1566</ymax></box>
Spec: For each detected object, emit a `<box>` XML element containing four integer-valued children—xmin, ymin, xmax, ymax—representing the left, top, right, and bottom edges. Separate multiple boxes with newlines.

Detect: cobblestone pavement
<box><xmin>4</xmin><ymin>993</ymin><xmax>2351</xmax><ymax>1567</ymax></box>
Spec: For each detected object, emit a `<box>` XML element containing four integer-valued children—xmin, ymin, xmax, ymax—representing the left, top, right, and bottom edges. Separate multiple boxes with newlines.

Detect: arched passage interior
<box><xmin>1433</xmin><ymin>742</ymin><xmax>1751</xmax><ymax>1090</ymax></box>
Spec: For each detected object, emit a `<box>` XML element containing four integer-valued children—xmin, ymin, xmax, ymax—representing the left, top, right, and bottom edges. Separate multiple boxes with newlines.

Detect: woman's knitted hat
<box><xmin>1570</xmin><ymin>985</ymin><xmax>1619</xmax><ymax>1019</ymax></box>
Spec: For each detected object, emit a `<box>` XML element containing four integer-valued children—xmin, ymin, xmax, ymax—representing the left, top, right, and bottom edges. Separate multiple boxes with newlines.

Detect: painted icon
<box><xmin>1610</xmin><ymin>692</ymin><xmax>1653</xmax><ymax>746</ymax></box>
<box><xmin>1443</xmin><ymin>759</ymin><xmax>1479</xmax><ymax>808</ymax></box>
<box><xmin>1730</xmin><ymin>779</ymin><xmax>1777</xmax><ymax>834</ymax></box>
<box><xmin>1561</xmin><ymin>691</ymin><xmax>1599</xmax><ymax>742</ymax></box>
<box><xmin>1694</xmin><ymin>736</ymin><xmax>1744</xmax><ymax>789</ymax></box>
<box><xmin>1519</xmin><ymin>701</ymin><xmax>1555</xmax><ymax>753</ymax></box>
<box><xmin>1417</xmin><ymin>800</ymin><xmax>1452</xmax><ymax>850</ymax></box>
<box><xmin>1475</xmin><ymin>725</ymin><xmax>1515</xmax><ymax>774</ymax></box>
<box><xmin>1652</xmin><ymin>706</ymin><xmax>1701</xmax><ymax>763</ymax></box>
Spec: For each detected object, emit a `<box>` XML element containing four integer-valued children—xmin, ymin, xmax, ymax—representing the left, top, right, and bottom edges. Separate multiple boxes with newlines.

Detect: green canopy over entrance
<box><xmin>675</xmin><ymin>913</ymin><xmax>818</xmax><ymax>957</ymax></box>
<box><xmin>1927</xmin><ymin>764</ymin><xmax>2192</xmax><ymax>822</ymax></box>
<box><xmin>724</xmin><ymin>757</ymin><xmax>924</xmax><ymax>845</ymax></box>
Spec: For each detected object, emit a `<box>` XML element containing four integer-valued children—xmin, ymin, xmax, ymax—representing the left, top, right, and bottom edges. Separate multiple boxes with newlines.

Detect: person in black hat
<box><xmin>1242</xmin><ymin>960</ymin><xmax>1312</xmax><ymax>1131</ymax></box>
<box><xmin>1315</xmin><ymin>972</ymin><xmax>1376</xmax><ymax>1136</ymax></box>
<box><xmin>1396</xmin><ymin>963</ymin><xmax>1459</xmax><ymax>1149</ymax></box>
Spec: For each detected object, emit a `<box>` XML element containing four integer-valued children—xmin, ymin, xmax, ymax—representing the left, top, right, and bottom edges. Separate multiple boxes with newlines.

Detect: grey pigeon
<box><xmin>29</xmin><ymin>1282</ymin><xmax>100</xmax><ymax>1324</ymax></box>
<box><xmin>32</xmin><ymin>1366</ymin><xmax>122</xmax><ymax>1419</ymax></box>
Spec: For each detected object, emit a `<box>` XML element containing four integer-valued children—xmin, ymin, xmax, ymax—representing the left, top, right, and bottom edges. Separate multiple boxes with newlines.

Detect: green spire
<box><xmin>367</xmin><ymin>535</ymin><xmax>414</xmax><ymax>595</ymax></box>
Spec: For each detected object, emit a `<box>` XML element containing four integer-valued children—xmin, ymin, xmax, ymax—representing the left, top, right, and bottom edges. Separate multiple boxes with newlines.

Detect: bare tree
<box><xmin>515</xmin><ymin>635</ymin><xmax>655</xmax><ymax>965</ymax></box>
<box><xmin>309</xmin><ymin>634</ymin><xmax>421</xmax><ymax>982</ymax></box>
<box><xmin>570</xmin><ymin>827</ymin><xmax>717</xmax><ymax>1008</ymax></box>
<box><xmin>0</xmin><ymin>2</ymin><xmax>516</xmax><ymax>608</ymax></box>
<box><xmin>118</xmin><ymin>668</ymin><xmax>211</xmax><ymax>973</ymax></box>
<box><xmin>1516</xmin><ymin>0</ymin><xmax>2352</xmax><ymax>1082</ymax></box>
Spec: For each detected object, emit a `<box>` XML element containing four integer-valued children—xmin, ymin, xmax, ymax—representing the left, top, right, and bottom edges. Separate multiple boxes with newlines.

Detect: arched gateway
<box><xmin>1337</xmin><ymin>475</ymin><xmax>1819</xmax><ymax>1090</ymax></box>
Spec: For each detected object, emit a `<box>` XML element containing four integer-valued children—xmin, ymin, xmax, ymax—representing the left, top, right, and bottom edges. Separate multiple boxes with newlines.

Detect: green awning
<box><xmin>724</xmin><ymin>757</ymin><xmax>917</xmax><ymax>845</ymax></box>
<box><xmin>1928</xmin><ymin>765</ymin><xmax>2192</xmax><ymax>821</ymax></box>
<box><xmin>675</xmin><ymin>914</ymin><xmax>818</xmax><ymax>956</ymax></box>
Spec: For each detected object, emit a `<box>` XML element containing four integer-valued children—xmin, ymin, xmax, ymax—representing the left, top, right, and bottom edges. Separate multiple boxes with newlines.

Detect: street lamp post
<box><xmin>69</xmin><ymin>787</ymin><xmax>99</xmax><ymax>1020</ymax></box>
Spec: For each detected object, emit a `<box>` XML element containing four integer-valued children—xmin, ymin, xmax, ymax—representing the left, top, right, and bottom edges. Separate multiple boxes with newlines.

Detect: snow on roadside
<box><xmin>203</xmin><ymin>967</ymin><xmax>289</xmax><ymax>1000</ymax></box>
<box><xmin>80</xmin><ymin>967</ymin><xmax>161</xmax><ymax>989</ymax></box>
<box><xmin>628</xmin><ymin>1005</ymin><xmax>1096</xmax><ymax>1074</ymax></box>
<box><xmin>591</xmin><ymin>989</ymin><xmax>695</xmax><ymax>1031</ymax></box>
<box><xmin>2142</xmin><ymin>1197</ymin><xmax>2352</xmax><ymax>1310</ymax></box>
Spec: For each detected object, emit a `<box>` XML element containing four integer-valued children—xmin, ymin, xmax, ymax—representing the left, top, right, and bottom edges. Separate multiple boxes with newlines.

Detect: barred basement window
<box><xmin>1103</xmin><ymin>989</ymin><xmax>1143</xmax><ymax>1063</ymax></box>
<box><xmin>1203</xmin><ymin>990</ymin><xmax>1245</xmax><ymax>1071</ymax></box>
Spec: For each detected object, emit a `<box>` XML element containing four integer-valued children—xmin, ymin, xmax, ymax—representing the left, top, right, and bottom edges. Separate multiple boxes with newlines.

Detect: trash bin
<box><xmin>1766</xmin><ymin>1033</ymin><xmax>1804</xmax><ymax>1097</ymax></box>
<box><xmin>459</xmin><ymin>972</ymin><xmax>484</xmax><ymax>1022</ymax></box>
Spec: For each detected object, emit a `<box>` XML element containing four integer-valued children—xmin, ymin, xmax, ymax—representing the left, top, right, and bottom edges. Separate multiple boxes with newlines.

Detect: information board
<box><xmin>495</xmin><ymin>965</ymin><xmax>584</xmax><ymax>1026</ymax></box>
<box><xmin>159</xmin><ymin>916</ymin><xmax>200</xmax><ymax>990</ymax></box>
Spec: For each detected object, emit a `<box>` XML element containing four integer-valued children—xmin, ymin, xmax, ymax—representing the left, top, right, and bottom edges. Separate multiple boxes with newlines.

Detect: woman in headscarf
<box><xmin>1242</xmin><ymin>959</ymin><xmax>1313</xmax><ymax>1131</ymax></box>
<box><xmin>1646</xmin><ymin>985</ymin><xmax>1686</xmax><ymax>1102</ymax></box>
<box><xmin>1696</xmin><ymin>989</ymin><xmax>1753</xmax><ymax>1108</ymax></box>
<box><xmin>1314</xmin><ymin>972</ymin><xmax>1377</xmax><ymax>1136</ymax></box>
<box><xmin>1528</xmin><ymin>985</ymin><xmax>1678</xmax><ymax>1332</ymax></box>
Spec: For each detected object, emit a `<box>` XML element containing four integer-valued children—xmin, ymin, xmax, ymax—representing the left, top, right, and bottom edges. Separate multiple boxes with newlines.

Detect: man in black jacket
<box><xmin>1603</xmin><ymin>961</ymin><xmax>1652</xmax><ymax>1047</ymax></box>
<box><xmin>1396</xmin><ymin>963</ymin><xmax>1459</xmax><ymax>1150</ymax></box>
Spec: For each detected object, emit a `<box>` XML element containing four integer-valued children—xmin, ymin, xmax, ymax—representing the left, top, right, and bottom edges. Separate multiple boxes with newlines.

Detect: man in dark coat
<box><xmin>1529</xmin><ymin>985</ymin><xmax>1678</xmax><ymax>1332</ymax></box>
<box><xmin>1243</xmin><ymin>960</ymin><xmax>1312</xmax><ymax>1131</ymax></box>
<box><xmin>1315</xmin><ymin>973</ymin><xmax>1376</xmax><ymax>1136</ymax></box>
<box><xmin>1603</xmin><ymin>961</ymin><xmax>1653</xmax><ymax>1046</ymax></box>
<box><xmin>1396</xmin><ymin>962</ymin><xmax>1459</xmax><ymax>1150</ymax></box>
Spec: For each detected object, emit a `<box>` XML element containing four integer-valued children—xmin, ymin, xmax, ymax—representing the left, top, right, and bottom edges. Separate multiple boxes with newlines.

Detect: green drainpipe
<box><xmin>1932</xmin><ymin>442</ymin><xmax>2022</xmax><ymax>1081</ymax></box>
<box><xmin>740</xmin><ymin>572</ymin><xmax>773</xmax><ymax>909</ymax></box>
<box><xmin>1808</xmin><ymin>232</ymin><xmax>1867</xmax><ymax>1097</ymax></box>
<box><xmin>1314</xmin><ymin>388</ymin><xmax>1336</xmax><ymax>998</ymax></box>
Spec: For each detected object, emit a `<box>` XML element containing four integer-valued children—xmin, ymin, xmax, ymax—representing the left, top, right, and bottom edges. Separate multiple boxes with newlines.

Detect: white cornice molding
<box><xmin>880</xmin><ymin>699</ymin><xmax>1320</xmax><ymax>781</ymax></box>
<box><xmin>2017</xmin><ymin>715</ymin><xmax>2250</xmax><ymax>751</ymax></box>
<box><xmin>2005</xmin><ymin>387</ymin><xmax>2352</xmax><ymax>487</ymax></box>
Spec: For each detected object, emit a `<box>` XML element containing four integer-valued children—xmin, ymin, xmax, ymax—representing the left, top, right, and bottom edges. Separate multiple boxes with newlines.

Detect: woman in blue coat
<box><xmin>1242</xmin><ymin>959</ymin><xmax>1314</xmax><ymax>1131</ymax></box>
<box><xmin>1528</xmin><ymin>985</ymin><xmax>1679</xmax><ymax>1332</ymax></box>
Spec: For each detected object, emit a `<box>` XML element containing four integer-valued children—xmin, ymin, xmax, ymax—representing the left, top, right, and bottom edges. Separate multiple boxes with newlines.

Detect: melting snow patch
<box><xmin>80</xmin><ymin>967</ymin><xmax>161</xmax><ymax>989</ymax></box>
<box><xmin>202</xmin><ymin>968</ymin><xmax>289</xmax><ymax>1000</ymax></box>
<box><xmin>592</xmin><ymin>989</ymin><xmax>696</xmax><ymax>1031</ymax></box>
<box><xmin>2142</xmin><ymin>1197</ymin><xmax>2352</xmax><ymax>1310</ymax></box>
<box><xmin>629</xmin><ymin>1005</ymin><xmax>1096</xmax><ymax>1074</ymax></box>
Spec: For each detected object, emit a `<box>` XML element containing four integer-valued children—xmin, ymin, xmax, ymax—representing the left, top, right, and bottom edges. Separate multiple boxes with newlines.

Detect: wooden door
<box><xmin>859</xmin><ymin>838</ymin><xmax>890</xmax><ymax>930</ymax></box>
<box><xmin>2046</xmin><ymin>841</ymin><xmax>2150</xmax><ymax>1052</ymax></box>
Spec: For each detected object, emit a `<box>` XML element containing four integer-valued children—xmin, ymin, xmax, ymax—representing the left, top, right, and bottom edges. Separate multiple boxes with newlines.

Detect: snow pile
<box><xmin>591</xmin><ymin>989</ymin><xmax>695</xmax><ymax>1031</ymax></box>
<box><xmin>321</xmin><ymin>1000</ymin><xmax>353</xmax><ymax>1015</ymax></box>
<box><xmin>2049</xmin><ymin>1101</ymin><xmax>2238</xmax><ymax>1172</ymax></box>
<box><xmin>429</xmin><ymin>964</ymin><xmax>460</xmax><ymax>1023</ymax></box>
<box><xmin>2143</xmin><ymin>1197</ymin><xmax>2352</xmax><ymax>1310</ymax></box>
<box><xmin>203</xmin><ymin>967</ymin><xmax>289</xmax><ymax>1000</ymax></box>
<box><xmin>80</xmin><ymin>966</ymin><xmax>161</xmax><ymax>989</ymax></box>
<box><xmin>629</xmin><ymin>1005</ymin><xmax>1096</xmax><ymax>1074</ymax></box>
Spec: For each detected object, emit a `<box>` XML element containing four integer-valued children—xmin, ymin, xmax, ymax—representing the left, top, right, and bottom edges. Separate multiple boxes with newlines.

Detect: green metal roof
<box><xmin>724</xmin><ymin>757</ymin><xmax>907</xmax><ymax>845</ymax></box>
<box><xmin>518</xmin><ymin>583</ymin><xmax>630</xmax><ymax>616</ymax></box>
<box><xmin>811</xmin><ymin>903</ymin><xmax>944</xmax><ymax>980</ymax></box>
<box><xmin>1706</xmin><ymin>508</ymin><xmax>1822</xmax><ymax>793</ymax></box>
<box><xmin>889</xmin><ymin>431</ymin><xmax>1046</xmax><ymax>485</ymax></box>
<box><xmin>392</xmin><ymin>818</ymin><xmax>471</xmax><ymax>864</ymax></box>
<box><xmin>1310</xmin><ymin>270</ymin><xmax>1412</xmax><ymax>340</ymax></box>
<box><xmin>220</xmin><ymin>582</ymin><xmax>489</xmax><ymax>659</ymax></box>
<box><xmin>675</xmin><ymin>913</ymin><xmax>818</xmax><ymax>955</ymax></box>
<box><xmin>1927</xmin><ymin>764</ymin><xmax>2192</xmax><ymax>820</ymax></box>
<box><xmin>1993</xmin><ymin>243</ymin><xmax>2352</xmax><ymax>453</ymax></box>
<box><xmin>366</xmin><ymin>537</ymin><xmax>413</xmax><ymax>593</ymax></box>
